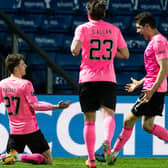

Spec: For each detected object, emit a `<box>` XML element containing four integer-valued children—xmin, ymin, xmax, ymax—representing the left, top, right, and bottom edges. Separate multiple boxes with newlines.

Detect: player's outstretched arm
<box><xmin>53</xmin><ymin>101</ymin><xmax>71</xmax><ymax>109</ymax></box>
<box><xmin>125</xmin><ymin>77</ymin><xmax>144</xmax><ymax>92</ymax></box>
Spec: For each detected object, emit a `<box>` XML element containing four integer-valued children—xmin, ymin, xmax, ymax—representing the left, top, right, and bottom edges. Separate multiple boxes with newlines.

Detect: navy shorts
<box><xmin>7</xmin><ymin>129</ymin><xmax>49</xmax><ymax>154</ymax></box>
<box><xmin>131</xmin><ymin>92</ymin><xmax>165</xmax><ymax>116</ymax></box>
<box><xmin>79</xmin><ymin>81</ymin><xmax>117</xmax><ymax>112</ymax></box>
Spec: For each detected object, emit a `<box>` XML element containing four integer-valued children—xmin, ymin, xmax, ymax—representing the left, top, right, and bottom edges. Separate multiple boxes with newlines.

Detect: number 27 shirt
<box><xmin>0</xmin><ymin>77</ymin><xmax>54</xmax><ymax>135</ymax></box>
<box><xmin>73</xmin><ymin>20</ymin><xmax>127</xmax><ymax>83</ymax></box>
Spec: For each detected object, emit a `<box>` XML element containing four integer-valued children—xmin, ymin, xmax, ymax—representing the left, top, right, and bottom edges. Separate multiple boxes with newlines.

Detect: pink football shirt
<box><xmin>73</xmin><ymin>20</ymin><xmax>127</xmax><ymax>83</ymax></box>
<box><xmin>143</xmin><ymin>33</ymin><xmax>168</xmax><ymax>92</ymax></box>
<box><xmin>0</xmin><ymin>77</ymin><xmax>54</xmax><ymax>135</ymax></box>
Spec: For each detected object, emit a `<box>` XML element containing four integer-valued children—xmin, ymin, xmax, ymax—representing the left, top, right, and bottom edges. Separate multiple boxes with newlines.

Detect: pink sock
<box><xmin>0</xmin><ymin>154</ymin><xmax>7</xmax><ymax>159</ymax></box>
<box><xmin>148</xmin><ymin>124</ymin><xmax>168</xmax><ymax>141</ymax></box>
<box><xmin>84</xmin><ymin>122</ymin><xmax>96</xmax><ymax>161</ymax></box>
<box><xmin>103</xmin><ymin>115</ymin><xmax>115</xmax><ymax>147</ymax></box>
<box><xmin>113</xmin><ymin>126</ymin><xmax>133</xmax><ymax>152</ymax></box>
<box><xmin>21</xmin><ymin>154</ymin><xmax>46</xmax><ymax>164</ymax></box>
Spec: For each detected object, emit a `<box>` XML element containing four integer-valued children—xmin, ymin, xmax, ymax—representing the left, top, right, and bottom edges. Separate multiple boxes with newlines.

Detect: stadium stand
<box><xmin>159</xmin><ymin>16</ymin><xmax>168</xmax><ymax>35</ymax></box>
<box><xmin>136</xmin><ymin>0</ymin><xmax>163</xmax><ymax>15</ymax></box>
<box><xmin>20</xmin><ymin>0</ymin><xmax>47</xmax><ymax>13</ymax></box>
<box><xmin>0</xmin><ymin>0</ymin><xmax>168</xmax><ymax>94</ymax></box>
<box><xmin>42</xmin><ymin>14</ymin><xmax>73</xmax><ymax>33</ymax></box>
<box><xmin>0</xmin><ymin>0</ymin><xmax>20</xmax><ymax>13</ymax></box>
<box><xmin>33</xmin><ymin>33</ymin><xmax>64</xmax><ymax>51</ymax></box>
<box><xmin>108</xmin><ymin>0</ymin><xmax>134</xmax><ymax>15</ymax></box>
<box><xmin>13</xmin><ymin>14</ymin><xmax>42</xmax><ymax>33</ymax></box>
<box><xmin>50</xmin><ymin>0</ymin><xmax>77</xmax><ymax>14</ymax></box>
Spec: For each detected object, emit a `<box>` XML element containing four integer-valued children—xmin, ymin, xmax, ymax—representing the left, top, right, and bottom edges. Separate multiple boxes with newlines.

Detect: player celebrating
<box><xmin>71</xmin><ymin>0</ymin><xmax>129</xmax><ymax>167</ymax></box>
<box><xmin>96</xmin><ymin>12</ymin><xmax>168</xmax><ymax>164</ymax></box>
<box><xmin>0</xmin><ymin>53</ymin><xmax>70</xmax><ymax>165</ymax></box>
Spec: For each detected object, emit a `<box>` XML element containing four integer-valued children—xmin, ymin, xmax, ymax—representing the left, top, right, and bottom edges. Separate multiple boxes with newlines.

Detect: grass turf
<box><xmin>1</xmin><ymin>158</ymin><xmax>168</xmax><ymax>168</ymax></box>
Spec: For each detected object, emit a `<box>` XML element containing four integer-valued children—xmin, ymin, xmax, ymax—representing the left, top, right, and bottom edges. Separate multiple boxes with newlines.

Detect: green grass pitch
<box><xmin>1</xmin><ymin>158</ymin><xmax>168</xmax><ymax>168</ymax></box>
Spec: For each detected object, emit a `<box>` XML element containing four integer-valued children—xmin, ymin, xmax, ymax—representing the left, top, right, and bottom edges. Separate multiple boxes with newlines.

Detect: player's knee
<box><xmin>124</xmin><ymin>119</ymin><xmax>134</xmax><ymax>127</ymax></box>
<box><xmin>142</xmin><ymin>124</ymin><xmax>152</xmax><ymax>132</ymax></box>
<box><xmin>45</xmin><ymin>158</ymin><xmax>53</xmax><ymax>165</ymax></box>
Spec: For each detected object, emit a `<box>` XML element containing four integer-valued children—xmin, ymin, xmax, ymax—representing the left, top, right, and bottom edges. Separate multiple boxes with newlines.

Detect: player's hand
<box><xmin>54</xmin><ymin>100</ymin><xmax>71</xmax><ymax>109</ymax></box>
<box><xmin>125</xmin><ymin>77</ymin><xmax>139</xmax><ymax>92</ymax></box>
<box><xmin>140</xmin><ymin>89</ymin><xmax>154</xmax><ymax>104</ymax></box>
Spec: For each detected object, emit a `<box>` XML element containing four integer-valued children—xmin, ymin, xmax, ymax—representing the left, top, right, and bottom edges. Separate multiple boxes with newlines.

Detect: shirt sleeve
<box><xmin>24</xmin><ymin>81</ymin><xmax>54</xmax><ymax>111</ymax></box>
<box><xmin>117</xmin><ymin>29</ymin><xmax>127</xmax><ymax>49</ymax></box>
<box><xmin>73</xmin><ymin>25</ymin><xmax>85</xmax><ymax>42</ymax></box>
<box><xmin>153</xmin><ymin>39</ymin><xmax>168</xmax><ymax>61</ymax></box>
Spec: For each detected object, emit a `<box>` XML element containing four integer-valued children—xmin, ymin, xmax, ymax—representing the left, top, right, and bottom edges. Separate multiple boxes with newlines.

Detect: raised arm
<box><xmin>24</xmin><ymin>81</ymin><xmax>70</xmax><ymax>111</ymax></box>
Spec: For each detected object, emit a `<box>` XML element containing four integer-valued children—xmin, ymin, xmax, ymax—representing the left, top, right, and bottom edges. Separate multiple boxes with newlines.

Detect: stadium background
<box><xmin>0</xmin><ymin>0</ymin><xmax>168</xmax><ymax>158</ymax></box>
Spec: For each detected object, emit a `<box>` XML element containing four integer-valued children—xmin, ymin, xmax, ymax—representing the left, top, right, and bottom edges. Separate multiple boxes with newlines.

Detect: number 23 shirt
<box><xmin>73</xmin><ymin>19</ymin><xmax>127</xmax><ymax>83</ymax></box>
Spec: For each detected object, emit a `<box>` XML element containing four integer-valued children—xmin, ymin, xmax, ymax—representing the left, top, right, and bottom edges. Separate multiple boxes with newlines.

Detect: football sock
<box><xmin>20</xmin><ymin>154</ymin><xmax>46</xmax><ymax>164</ymax></box>
<box><xmin>0</xmin><ymin>154</ymin><xmax>6</xmax><ymax>159</ymax></box>
<box><xmin>84</xmin><ymin>122</ymin><xmax>96</xmax><ymax>161</ymax></box>
<box><xmin>148</xmin><ymin>124</ymin><xmax>168</xmax><ymax>141</ymax></box>
<box><xmin>103</xmin><ymin>115</ymin><xmax>115</xmax><ymax>146</ymax></box>
<box><xmin>113</xmin><ymin>126</ymin><xmax>133</xmax><ymax>152</ymax></box>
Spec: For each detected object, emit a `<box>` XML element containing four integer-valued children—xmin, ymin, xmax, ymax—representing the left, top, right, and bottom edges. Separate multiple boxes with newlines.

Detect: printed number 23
<box><xmin>89</xmin><ymin>39</ymin><xmax>113</xmax><ymax>60</ymax></box>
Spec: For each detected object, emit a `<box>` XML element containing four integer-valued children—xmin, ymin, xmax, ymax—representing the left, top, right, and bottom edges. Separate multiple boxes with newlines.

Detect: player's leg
<box><xmin>142</xmin><ymin>92</ymin><xmax>168</xmax><ymax>141</ymax></box>
<box><xmin>96</xmin><ymin>82</ymin><xmax>116</xmax><ymax>165</ymax></box>
<box><xmin>142</xmin><ymin>116</ymin><xmax>168</xmax><ymax>141</ymax></box>
<box><xmin>112</xmin><ymin>112</ymin><xmax>140</xmax><ymax>159</ymax></box>
<box><xmin>2</xmin><ymin>134</ymin><xmax>25</xmax><ymax>164</ymax></box>
<box><xmin>26</xmin><ymin>129</ymin><xmax>52</xmax><ymax>164</ymax></box>
<box><xmin>79</xmin><ymin>82</ymin><xmax>99</xmax><ymax>168</ymax></box>
<box><xmin>103</xmin><ymin>95</ymin><xmax>143</xmax><ymax>164</ymax></box>
<box><xmin>84</xmin><ymin>112</ymin><xmax>96</xmax><ymax>168</ymax></box>
<box><xmin>101</xmin><ymin>106</ymin><xmax>115</xmax><ymax>165</ymax></box>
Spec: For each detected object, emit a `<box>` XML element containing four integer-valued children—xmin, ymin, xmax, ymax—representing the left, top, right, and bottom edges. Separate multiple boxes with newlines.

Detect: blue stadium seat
<box><xmin>0</xmin><ymin>20</ymin><xmax>8</xmax><ymax>32</ymax></box>
<box><xmin>125</xmin><ymin>35</ymin><xmax>148</xmax><ymax>52</ymax></box>
<box><xmin>160</xmin><ymin>0</ymin><xmax>168</xmax><ymax>13</ymax></box>
<box><xmin>52</xmin><ymin>67</ymin><xmax>79</xmax><ymax>95</ymax></box>
<box><xmin>34</xmin><ymin>33</ymin><xmax>63</xmax><ymax>51</ymax></box>
<box><xmin>71</xmin><ymin>15</ymin><xmax>88</xmax><ymax>32</ymax></box>
<box><xmin>42</xmin><ymin>14</ymin><xmax>73</xmax><ymax>33</ymax></box>
<box><xmin>109</xmin><ymin>15</ymin><xmax>132</xmax><ymax>34</ymax></box>
<box><xmin>63</xmin><ymin>35</ymin><xmax>73</xmax><ymax>53</ymax></box>
<box><xmin>114</xmin><ymin>53</ymin><xmax>144</xmax><ymax>71</ymax></box>
<box><xmin>0</xmin><ymin>32</ymin><xmax>7</xmax><ymax>45</ymax></box>
<box><xmin>29</xmin><ymin>64</ymin><xmax>47</xmax><ymax>93</ymax></box>
<box><xmin>20</xmin><ymin>0</ymin><xmax>47</xmax><ymax>13</ymax></box>
<box><xmin>25</xmin><ymin>52</ymin><xmax>46</xmax><ymax>66</ymax></box>
<box><xmin>13</xmin><ymin>14</ymin><xmax>42</xmax><ymax>32</ymax></box>
<box><xmin>136</xmin><ymin>0</ymin><xmax>162</xmax><ymax>15</ymax></box>
<box><xmin>25</xmin><ymin>52</ymin><xmax>56</xmax><ymax>66</ymax></box>
<box><xmin>159</xmin><ymin>16</ymin><xmax>168</xmax><ymax>35</ymax></box>
<box><xmin>108</xmin><ymin>0</ymin><xmax>134</xmax><ymax>15</ymax></box>
<box><xmin>50</xmin><ymin>0</ymin><xmax>77</xmax><ymax>14</ymax></box>
<box><xmin>53</xmin><ymin>52</ymin><xmax>81</xmax><ymax>68</ymax></box>
<box><xmin>18</xmin><ymin>33</ymin><xmax>34</xmax><ymax>51</ymax></box>
<box><xmin>78</xmin><ymin>0</ymin><xmax>88</xmax><ymax>16</ymax></box>
<box><xmin>0</xmin><ymin>0</ymin><xmax>19</xmax><ymax>12</ymax></box>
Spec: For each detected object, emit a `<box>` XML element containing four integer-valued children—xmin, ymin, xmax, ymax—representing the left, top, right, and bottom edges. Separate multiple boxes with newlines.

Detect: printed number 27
<box><xmin>89</xmin><ymin>39</ymin><xmax>113</xmax><ymax>60</ymax></box>
<box><xmin>3</xmin><ymin>96</ymin><xmax>20</xmax><ymax>116</ymax></box>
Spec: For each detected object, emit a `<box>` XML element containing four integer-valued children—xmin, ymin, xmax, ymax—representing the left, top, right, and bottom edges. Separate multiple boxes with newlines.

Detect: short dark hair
<box><xmin>134</xmin><ymin>12</ymin><xmax>156</xmax><ymax>29</ymax></box>
<box><xmin>5</xmin><ymin>53</ymin><xmax>24</xmax><ymax>73</ymax></box>
<box><xmin>86</xmin><ymin>0</ymin><xmax>106</xmax><ymax>20</ymax></box>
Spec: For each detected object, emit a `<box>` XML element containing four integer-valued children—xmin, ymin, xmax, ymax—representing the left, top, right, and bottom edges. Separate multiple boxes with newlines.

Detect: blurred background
<box><xmin>0</xmin><ymin>0</ymin><xmax>167</xmax><ymax>95</ymax></box>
